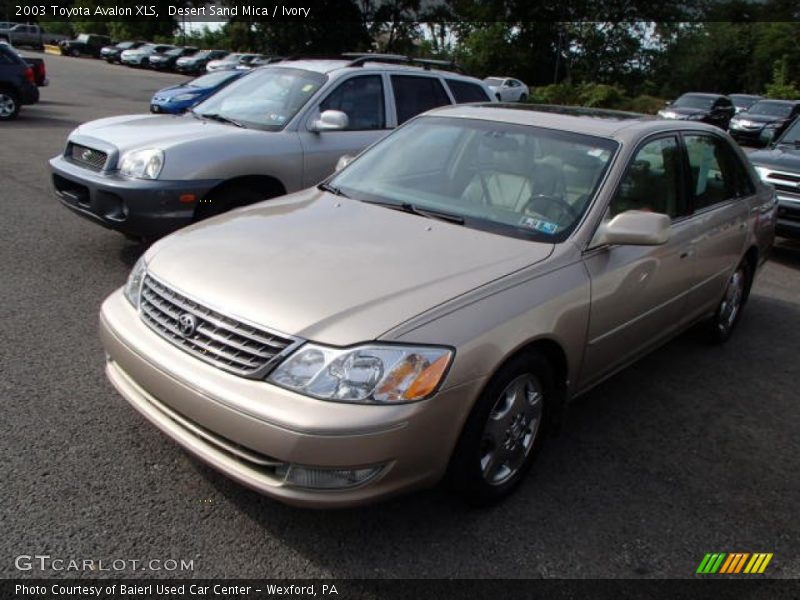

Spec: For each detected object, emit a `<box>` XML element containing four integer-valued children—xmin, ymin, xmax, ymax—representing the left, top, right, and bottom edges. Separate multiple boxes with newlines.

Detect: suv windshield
<box><xmin>673</xmin><ymin>95</ymin><xmax>715</xmax><ymax>109</ymax></box>
<box><xmin>748</xmin><ymin>100</ymin><xmax>793</xmax><ymax>118</ymax></box>
<box><xmin>329</xmin><ymin>116</ymin><xmax>617</xmax><ymax>242</ymax></box>
<box><xmin>193</xmin><ymin>67</ymin><xmax>326</xmax><ymax>131</ymax></box>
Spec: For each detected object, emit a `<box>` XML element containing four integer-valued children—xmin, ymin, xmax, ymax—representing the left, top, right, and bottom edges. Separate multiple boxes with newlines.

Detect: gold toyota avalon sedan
<box><xmin>100</xmin><ymin>104</ymin><xmax>776</xmax><ymax>507</ymax></box>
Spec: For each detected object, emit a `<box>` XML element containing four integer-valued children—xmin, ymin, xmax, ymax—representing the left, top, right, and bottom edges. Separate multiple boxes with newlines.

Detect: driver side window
<box><xmin>610</xmin><ymin>136</ymin><xmax>683</xmax><ymax>219</ymax></box>
<box><xmin>319</xmin><ymin>75</ymin><xmax>385</xmax><ymax>131</ymax></box>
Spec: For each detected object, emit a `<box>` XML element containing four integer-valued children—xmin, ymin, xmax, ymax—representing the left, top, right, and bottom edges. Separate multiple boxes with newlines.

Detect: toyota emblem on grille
<box><xmin>177</xmin><ymin>313</ymin><xmax>197</xmax><ymax>337</ymax></box>
<box><xmin>81</xmin><ymin>149</ymin><xmax>94</xmax><ymax>161</ymax></box>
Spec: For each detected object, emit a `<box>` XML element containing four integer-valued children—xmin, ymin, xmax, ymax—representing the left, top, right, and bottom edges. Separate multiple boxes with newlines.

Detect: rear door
<box><xmin>682</xmin><ymin>133</ymin><xmax>750</xmax><ymax>318</ymax></box>
<box><xmin>298</xmin><ymin>73</ymin><xmax>391</xmax><ymax>187</ymax></box>
<box><xmin>580</xmin><ymin>135</ymin><xmax>696</xmax><ymax>387</ymax></box>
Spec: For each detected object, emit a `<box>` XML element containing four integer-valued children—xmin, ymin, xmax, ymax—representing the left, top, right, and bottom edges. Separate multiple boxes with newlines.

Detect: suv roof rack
<box><xmin>341</xmin><ymin>52</ymin><xmax>464</xmax><ymax>73</ymax></box>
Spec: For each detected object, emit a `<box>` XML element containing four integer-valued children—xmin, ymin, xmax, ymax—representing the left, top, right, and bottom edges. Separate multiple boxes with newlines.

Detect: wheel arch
<box><xmin>203</xmin><ymin>174</ymin><xmax>287</xmax><ymax>202</ymax></box>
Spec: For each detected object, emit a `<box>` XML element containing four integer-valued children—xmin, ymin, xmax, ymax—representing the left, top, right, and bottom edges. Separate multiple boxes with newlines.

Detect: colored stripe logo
<box><xmin>697</xmin><ymin>553</ymin><xmax>773</xmax><ymax>574</ymax></box>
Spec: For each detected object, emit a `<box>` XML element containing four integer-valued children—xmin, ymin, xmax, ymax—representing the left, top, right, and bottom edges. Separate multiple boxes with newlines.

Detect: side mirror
<box><xmin>335</xmin><ymin>154</ymin><xmax>355</xmax><ymax>172</ymax></box>
<box><xmin>759</xmin><ymin>127</ymin><xmax>778</xmax><ymax>146</ymax></box>
<box><xmin>591</xmin><ymin>210</ymin><xmax>671</xmax><ymax>247</ymax></box>
<box><xmin>311</xmin><ymin>109</ymin><xmax>348</xmax><ymax>132</ymax></box>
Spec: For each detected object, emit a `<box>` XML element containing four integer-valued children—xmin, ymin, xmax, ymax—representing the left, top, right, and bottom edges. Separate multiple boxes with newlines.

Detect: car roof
<box><xmin>679</xmin><ymin>92</ymin><xmax>727</xmax><ymax>99</ymax></box>
<box><xmin>269</xmin><ymin>57</ymin><xmax>479</xmax><ymax>80</ymax></box>
<box><xmin>424</xmin><ymin>103</ymin><xmax>724</xmax><ymax>140</ymax></box>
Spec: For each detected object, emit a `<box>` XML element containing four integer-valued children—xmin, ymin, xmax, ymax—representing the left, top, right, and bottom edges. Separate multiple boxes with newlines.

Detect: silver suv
<box><xmin>49</xmin><ymin>54</ymin><xmax>494</xmax><ymax>240</ymax></box>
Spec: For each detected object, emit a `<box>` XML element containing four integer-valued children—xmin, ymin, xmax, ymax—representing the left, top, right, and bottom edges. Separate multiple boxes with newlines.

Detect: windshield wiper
<box><xmin>318</xmin><ymin>182</ymin><xmax>350</xmax><ymax>198</ymax></box>
<box><xmin>365</xmin><ymin>199</ymin><xmax>465</xmax><ymax>225</ymax></box>
<box><xmin>195</xmin><ymin>112</ymin><xmax>244</xmax><ymax>128</ymax></box>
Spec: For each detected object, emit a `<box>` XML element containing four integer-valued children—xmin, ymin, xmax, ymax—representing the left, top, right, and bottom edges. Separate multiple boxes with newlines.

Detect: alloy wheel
<box><xmin>0</xmin><ymin>93</ymin><xmax>16</xmax><ymax>118</ymax></box>
<box><xmin>479</xmin><ymin>374</ymin><xmax>543</xmax><ymax>486</ymax></box>
<box><xmin>718</xmin><ymin>267</ymin><xmax>745</xmax><ymax>335</ymax></box>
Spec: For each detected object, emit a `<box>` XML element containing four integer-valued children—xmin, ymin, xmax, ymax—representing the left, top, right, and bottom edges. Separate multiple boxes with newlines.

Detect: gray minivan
<box><xmin>50</xmin><ymin>55</ymin><xmax>494</xmax><ymax>240</ymax></box>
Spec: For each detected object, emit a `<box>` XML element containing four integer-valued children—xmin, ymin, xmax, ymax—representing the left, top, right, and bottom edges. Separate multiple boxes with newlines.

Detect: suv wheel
<box><xmin>707</xmin><ymin>259</ymin><xmax>751</xmax><ymax>343</ymax></box>
<box><xmin>0</xmin><ymin>88</ymin><xmax>20</xmax><ymax>121</ymax></box>
<box><xmin>447</xmin><ymin>351</ymin><xmax>552</xmax><ymax>505</ymax></box>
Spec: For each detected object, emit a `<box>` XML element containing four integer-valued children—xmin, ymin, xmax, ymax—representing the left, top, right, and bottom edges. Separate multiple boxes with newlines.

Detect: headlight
<box><xmin>119</xmin><ymin>148</ymin><xmax>164</xmax><ymax>179</ymax></box>
<box><xmin>123</xmin><ymin>256</ymin><xmax>147</xmax><ymax>308</ymax></box>
<box><xmin>172</xmin><ymin>93</ymin><xmax>199</xmax><ymax>102</ymax></box>
<box><xmin>686</xmin><ymin>113</ymin><xmax>705</xmax><ymax>120</ymax></box>
<box><xmin>753</xmin><ymin>165</ymin><xmax>771</xmax><ymax>182</ymax></box>
<box><xmin>268</xmin><ymin>343</ymin><xmax>453</xmax><ymax>404</ymax></box>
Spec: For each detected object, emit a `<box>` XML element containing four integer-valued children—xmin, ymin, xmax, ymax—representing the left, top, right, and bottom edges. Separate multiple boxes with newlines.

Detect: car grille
<box><xmin>761</xmin><ymin>169</ymin><xmax>800</xmax><ymax>197</ymax></box>
<box><xmin>66</xmin><ymin>143</ymin><xmax>108</xmax><ymax>171</ymax></box>
<box><xmin>139</xmin><ymin>275</ymin><xmax>299</xmax><ymax>378</ymax></box>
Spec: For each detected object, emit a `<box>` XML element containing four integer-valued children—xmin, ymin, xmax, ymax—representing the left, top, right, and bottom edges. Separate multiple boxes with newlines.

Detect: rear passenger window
<box><xmin>391</xmin><ymin>75</ymin><xmax>451</xmax><ymax>125</ymax></box>
<box><xmin>610</xmin><ymin>136</ymin><xmax>684</xmax><ymax>218</ymax></box>
<box><xmin>446</xmin><ymin>79</ymin><xmax>490</xmax><ymax>103</ymax></box>
<box><xmin>684</xmin><ymin>135</ymin><xmax>740</xmax><ymax>210</ymax></box>
<box><xmin>319</xmin><ymin>75</ymin><xmax>385</xmax><ymax>130</ymax></box>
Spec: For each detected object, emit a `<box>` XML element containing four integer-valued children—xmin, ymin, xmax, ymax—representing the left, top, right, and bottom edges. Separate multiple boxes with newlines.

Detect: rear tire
<box><xmin>0</xmin><ymin>88</ymin><xmax>20</xmax><ymax>121</ymax></box>
<box><xmin>706</xmin><ymin>259</ymin><xmax>751</xmax><ymax>344</ymax></box>
<box><xmin>447</xmin><ymin>352</ymin><xmax>553</xmax><ymax>506</ymax></box>
<box><xmin>519</xmin><ymin>93</ymin><xmax>528</xmax><ymax>102</ymax></box>
<box><xmin>70</xmin><ymin>48</ymin><xmax>80</xmax><ymax>57</ymax></box>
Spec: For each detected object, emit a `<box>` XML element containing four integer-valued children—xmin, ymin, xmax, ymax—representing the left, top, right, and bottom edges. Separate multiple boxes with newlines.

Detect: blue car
<box><xmin>150</xmin><ymin>70</ymin><xmax>246</xmax><ymax>114</ymax></box>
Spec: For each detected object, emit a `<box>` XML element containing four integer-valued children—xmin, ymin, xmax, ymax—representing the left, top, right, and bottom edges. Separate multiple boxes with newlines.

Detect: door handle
<box><xmin>680</xmin><ymin>249</ymin><xmax>695</xmax><ymax>259</ymax></box>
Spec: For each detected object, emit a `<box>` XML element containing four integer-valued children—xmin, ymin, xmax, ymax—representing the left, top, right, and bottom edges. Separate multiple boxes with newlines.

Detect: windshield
<box><xmin>189</xmin><ymin>71</ymin><xmax>239</xmax><ymax>88</ymax></box>
<box><xmin>485</xmin><ymin>78</ymin><xmax>503</xmax><ymax>86</ymax></box>
<box><xmin>673</xmin><ymin>95</ymin><xmax>715</xmax><ymax>109</ymax></box>
<box><xmin>117</xmin><ymin>41</ymin><xmax>135</xmax><ymax>49</ymax></box>
<box><xmin>329</xmin><ymin>116</ymin><xmax>618</xmax><ymax>243</ymax></box>
<box><xmin>166</xmin><ymin>47</ymin><xmax>187</xmax><ymax>56</ymax></box>
<box><xmin>193</xmin><ymin>67</ymin><xmax>325</xmax><ymax>130</ymax></box>
<box><xmin>776</xmin><ymin>118</ymin><xmax>800</xmax><ymax>144</ymax></box>
<box><xmin>748</xmin><ymin>101</ymin><xmax>793</xmax><ymax>118</ymax></box>
<box><xmin>76</xmin><ymin>34</ymin><xmax>89</xmax><ymax>43</ymax></box>
<box><xmin>730</xmin><ymin>95</ymin><xmax>760</xmax><ymax>109</ymax></box>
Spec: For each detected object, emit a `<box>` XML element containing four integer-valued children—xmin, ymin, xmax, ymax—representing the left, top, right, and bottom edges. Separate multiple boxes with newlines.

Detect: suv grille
<box><xmin>67</xmin><ymin>143</ymin><xmax>108</xmax><ymax>171</ymax></box>
<box><xmin>139</xmin><ymin>275</ymin><xmax>299</xmax><ymax>378</ymax></box>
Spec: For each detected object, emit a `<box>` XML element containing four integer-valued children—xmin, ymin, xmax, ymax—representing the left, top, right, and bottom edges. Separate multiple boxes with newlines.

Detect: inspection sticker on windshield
<box><xmin>519</xmin><ymin>216</ymin><xmax>558</xmax><ymax>234</ymax></box>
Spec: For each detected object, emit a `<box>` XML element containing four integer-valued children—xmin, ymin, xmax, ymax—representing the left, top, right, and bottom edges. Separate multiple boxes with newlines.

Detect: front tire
<box><xmin>707</xmin><ymin>259</ymin><xmax>751</xmax><ymax>343</ymax></box>
<box><xmin>0</xmin><ymin>88</ymin><xmax>20</xmax><ymax>121</ymax></box>
<box><xmin>447</xmin><ymin>352</ymin><xmax>553</xmax><ymax>505</ymax></box>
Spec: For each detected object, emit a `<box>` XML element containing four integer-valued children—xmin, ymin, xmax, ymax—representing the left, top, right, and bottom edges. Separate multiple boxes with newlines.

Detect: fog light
<box><xmin>276</xmin><ymin>464</ymin><xmax>383</xmax><ymax>490</ymax></box>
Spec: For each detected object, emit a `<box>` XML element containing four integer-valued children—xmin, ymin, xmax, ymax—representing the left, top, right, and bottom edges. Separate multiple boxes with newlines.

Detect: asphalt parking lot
<box><xmin>2</xmin><ymin>52</ymin><xmax>800</xmax><ymax>580</ymax></box>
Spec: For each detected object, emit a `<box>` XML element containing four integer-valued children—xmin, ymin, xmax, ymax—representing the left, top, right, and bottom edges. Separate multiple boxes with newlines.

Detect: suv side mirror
<box><xmin>759</xmin><ymin>127</ymin><xmax>778</xmax><ymax>146</ymax></box>
<box><xmin>311</xmin><ymin>110</ymin><xmax>348</xmax><ymax>132</ymax></box>
<box><xmin>591</xmin><ymin>210</ymin><xmax>671</xmax><ymax>247</ymax></box>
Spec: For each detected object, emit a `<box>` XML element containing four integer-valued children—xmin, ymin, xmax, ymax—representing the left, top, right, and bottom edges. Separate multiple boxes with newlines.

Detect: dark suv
<box><xmin>749</xmin><ymin>117</ymin><xmax>800</xmax><ymax>239</ymax></box>
<box><xmin>658</xmin><ymin>93</ymin><xmax>736</xmax><ymax>129</ymax></box>
<box><xmin>0</xmin><ymin>41</ymin><xmax>39</xmax><ymax>120</ymax></box>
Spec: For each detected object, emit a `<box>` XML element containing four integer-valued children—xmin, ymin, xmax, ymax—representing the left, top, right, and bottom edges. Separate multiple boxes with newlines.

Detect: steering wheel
<box><xmin>523</xmin><ymin>194</ymin><xmax>580</xmax><ymax>224</ymax></box>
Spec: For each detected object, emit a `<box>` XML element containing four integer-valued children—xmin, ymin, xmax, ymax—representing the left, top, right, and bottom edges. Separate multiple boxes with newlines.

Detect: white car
<box><xmin>484</xmin><ymin>77</ymin><xmax>529</xmax><ymax>102</ymax></box>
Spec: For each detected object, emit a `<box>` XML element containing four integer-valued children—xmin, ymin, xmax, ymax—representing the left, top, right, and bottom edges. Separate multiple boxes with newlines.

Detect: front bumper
<box><xmin>20</xmin><ymin>82</ymin><xmax>39</xmax><ymax>105</ymax></box>
<box><xmin>728</xmin><ymin>125</ymin><xmax>766</xmax><ymax>144</ymax></box>
<box><xmin>99</xmin><ymin>290</ymin><xmax>480</xmax><ymax>507</ymax></box>
<box><xmin>776</xmin><ymin>193</ymin><xmax>800</xmax><ymax>240</ymax></box>
<box><xmin>50</xmin><ymin>154</ymin><xmax>221</xmax><ymax>239</ymax></box>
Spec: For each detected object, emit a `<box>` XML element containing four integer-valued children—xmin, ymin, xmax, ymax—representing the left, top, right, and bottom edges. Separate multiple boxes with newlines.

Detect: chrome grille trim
<box><xmin>66</xmin><ymin>142</ymin><xmax>108</xmax><ymax>171</ymax></box>
<box><xmin>139</xmin><ymin>274</ymin><xmax>302</xmax><ymax>378</ymax></box>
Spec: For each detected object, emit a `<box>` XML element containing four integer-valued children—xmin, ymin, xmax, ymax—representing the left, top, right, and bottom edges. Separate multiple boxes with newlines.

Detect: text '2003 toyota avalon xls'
<box><xmin>99</xmin><ymin>105</ymin><xmax>776</xmax><ymax>507</ymax></box>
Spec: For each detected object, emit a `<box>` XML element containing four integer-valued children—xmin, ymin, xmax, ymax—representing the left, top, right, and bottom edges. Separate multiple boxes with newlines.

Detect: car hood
<box><xmin>152</xmin><ymin>85</ymin><xmax>207</xmax><ymax>99</ymax></box>
<box><xmin>734</xmin><ymin>113</ymin><xmax>786</xmax><ymax>125</ymax></box>
<box><xmin>665</xmin><ymin>107</ymin><xmax>708</xmax><ymax>117</ymax></box>
<box><xmin>748</xmin><ymin>145</ymin><xmax>800</xmax><ymax>171</ymax></box>
<box><xmin>144</xmin><ymin>188</ymin><xmax>553</xmax><ymax>345</ymax></box>
<box><xmin>72</xmin><ymin>113</ymin><xmax>237</xmax><ymax>154</ymax></box>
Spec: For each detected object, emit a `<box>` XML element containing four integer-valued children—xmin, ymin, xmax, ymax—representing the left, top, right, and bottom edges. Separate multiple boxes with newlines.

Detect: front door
<box><xmin>580</xmin><ymin>135</ymin><xmax>696</xmax><ymax>388</ymax></box>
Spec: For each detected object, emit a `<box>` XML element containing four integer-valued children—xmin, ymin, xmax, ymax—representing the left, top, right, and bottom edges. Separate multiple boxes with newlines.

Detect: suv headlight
<box><xmin>119</xmin><ymin>148</ymin><xmax>164</xmax><ymax>179</ymax></box>
<box><xmin>123</xmin><ymin>256</ymin><xmax>147</xmax><ymax>308</ymax></box>
<box><xmin>268</xmin><ymin>343</ymin><xmax>453</xmax><ymax>404</ymax></box>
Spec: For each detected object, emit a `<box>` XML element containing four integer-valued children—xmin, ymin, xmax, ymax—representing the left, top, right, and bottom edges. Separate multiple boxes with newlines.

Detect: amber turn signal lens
<box><xmin>403</xmin><ymin>353</ymin><xmax>452</xmax><ymax>400</ymax></box>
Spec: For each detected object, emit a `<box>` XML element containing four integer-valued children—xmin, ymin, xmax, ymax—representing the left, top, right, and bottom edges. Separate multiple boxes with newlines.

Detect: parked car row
<box><xmin>658</xmin><ymin>92</ymin><xmax>800</xmax><ymax>148</ymax></box>
<box><xmin>0</xmin><ymin>22</ymin><xmax>66</xmax><ymax>49</ymax></box>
